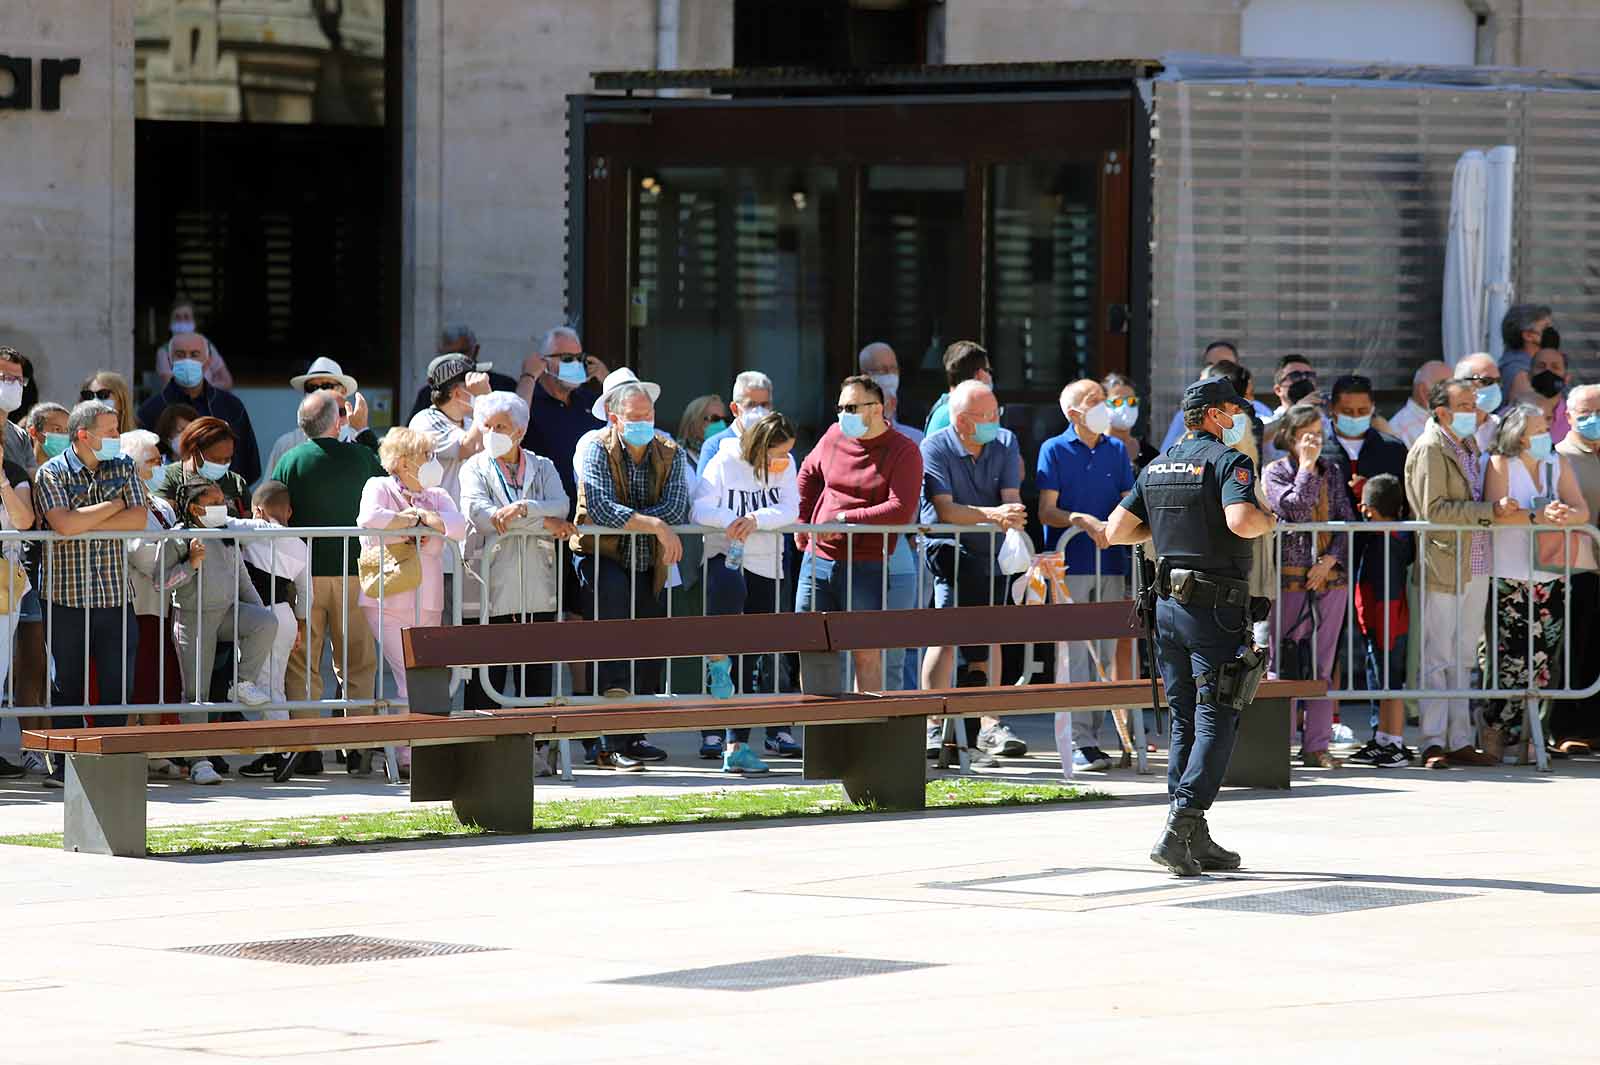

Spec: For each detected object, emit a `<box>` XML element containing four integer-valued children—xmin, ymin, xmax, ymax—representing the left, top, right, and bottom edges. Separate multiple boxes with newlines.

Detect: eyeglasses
<box><xmin>1463</xmin><ymin>375</ymin><xmax>1500</xmax><ymax>387</ymax></box>
<box><xmin>704</xmin><ymin>412</ymin><xmax>728</xmax><ymax>423</ymax></box>
<box><xmin>1282</xmin><ymin>370</ymin><xmax>1317</xmax><ymax>384</ymax></box>
<box><xmin>550</xmin><ymin>353</ymin><xmax>587</xmax><ymax>363</ymax></box>
<box><xmin>0</xmin><ymin>374</ymin><xmax>23</xmax><ymax>387</ymax></box>
<box><xmin>80</xmin><ymin>388</ymin><xmax>115</xmax><ymax>402</ymax></box>
<box><xmin>304</xmin><ymin>380</ymin><xmax>343</xmax><ymax>394</ymax></box>
<box><xmin>836</xmin><ymin>401</ymin><xmax>882</xmax><ymax>415</ymax></box>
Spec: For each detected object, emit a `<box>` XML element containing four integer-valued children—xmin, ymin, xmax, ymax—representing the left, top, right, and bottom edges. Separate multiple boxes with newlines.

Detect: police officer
<box><xmin>1106</xmin><ymin>376</ymin><xmax>1277</xmax><ymax>876</ymax></box>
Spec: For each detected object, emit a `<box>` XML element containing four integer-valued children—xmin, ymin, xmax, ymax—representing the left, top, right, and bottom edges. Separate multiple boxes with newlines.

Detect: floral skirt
<box><xmin>1481</xmin><ymin>577</ymin><xmax>1566</xmax><ymax>744</ymax></box>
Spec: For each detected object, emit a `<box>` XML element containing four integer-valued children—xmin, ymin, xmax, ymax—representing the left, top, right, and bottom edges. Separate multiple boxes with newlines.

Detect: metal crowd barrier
<box><xmin>0</xmin><ymin>525</ymin><xmax>463</xmax><ymax>720</ymax></box>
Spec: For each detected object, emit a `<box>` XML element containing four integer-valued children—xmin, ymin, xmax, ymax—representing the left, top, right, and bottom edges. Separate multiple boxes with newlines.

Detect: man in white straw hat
<box><xmin>265</xmin><ymin>356</ymin><xmax>377</xmax><ymax>476</ymax></box>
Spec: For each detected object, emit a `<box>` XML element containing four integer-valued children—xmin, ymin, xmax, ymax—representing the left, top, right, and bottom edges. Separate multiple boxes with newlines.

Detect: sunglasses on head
<box><xmin>303</xmin><ymin>380</ymin><xmax>343</xmax><ymax>394</ymax></box>
<box><xmin>80</xmin><ymin>388</ymin><xmax>114</xmax><ymax>402</ymax></box>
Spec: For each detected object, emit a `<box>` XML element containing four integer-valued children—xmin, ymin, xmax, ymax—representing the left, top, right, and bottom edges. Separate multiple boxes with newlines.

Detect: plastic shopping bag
<box><xmin>997</xmin><ymin>528</ymin><xmax>1034</xmax><ymax>575</ymax></box>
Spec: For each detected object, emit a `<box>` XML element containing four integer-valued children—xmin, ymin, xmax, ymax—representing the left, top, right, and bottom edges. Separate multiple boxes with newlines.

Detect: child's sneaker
<box><xmin>706</xmin><ymin>658</ymin><xmax>735</xmax><ymax>700</ymax></box>
<box><xmin>721</xmin><ymin>746</ymin><xmax>769</xmax><ymax>775</ymax></box>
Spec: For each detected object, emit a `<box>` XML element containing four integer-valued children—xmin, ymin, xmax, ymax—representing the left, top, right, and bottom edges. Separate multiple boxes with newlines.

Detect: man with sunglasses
<box><xmin>137</xmin><ymin>330</ymin><xmax>262</xmax><ymax>485</ymax></box>
<box><xmin>1260</xmin><ymin>355</ymin><xmax>1325</xmax><ymax>465</ymax></box>
<box><xmin>516</xmin><ymin>326</ymin><xmax>607</xmax><ymax>510</ymax></box>
<box><xmin>1453</xmin><ymin>351</ymin><xmax>1504</xmax><ymax>452</ymax></box>
<box><xmin>265</xmin><ymin>356</ymin><xmax>378</xmax><ymax>476</ymax></box>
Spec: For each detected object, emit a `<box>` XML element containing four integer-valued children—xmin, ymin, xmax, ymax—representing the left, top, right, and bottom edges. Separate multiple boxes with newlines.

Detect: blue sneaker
<box><xmin>763</xmin><ymin>730</ymin><xmax>803</xmax><ymax>758</ymax></box>
<box><xmin>722</xmin><ymin>746</ymin><xmax>770</xmax><ymax>775</ymax></box>
<box><xmin>706</xmin><ymin>658</ymin><xmax>735</xmax><ymax>700</ymax></box>
<box><xmin>698</xmin><ymin>733</ymin><xmax>724</xmax><ymax>760</ymax></box>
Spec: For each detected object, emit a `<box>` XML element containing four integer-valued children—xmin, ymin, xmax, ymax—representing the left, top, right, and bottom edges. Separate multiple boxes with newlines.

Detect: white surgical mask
<box><xmin>1080</xmin><ymin>402</ymin><xmax>1111</xmax><ymax>436</ymax></box>
<box><xmin>168</xmin><ymin>435</ymin><xmax>184</xmax><ymax>455</ymax></box>
<box><xmin>738</xmin><ymin>405</ymin><xmax>770</xmax><ymax>430</ymax></box>
<box><xmin>869</xmin><ymin>373</ymin><xmax>899</xmax><ymax>399</ymax></box>
<box><xmin>198</xmin><ymin>505</ymin><xmax>229</xmax><ymax>528</ymax></box>
<box><xmin>417</xmin><ymin>457</ymin><xmax>444</xmax><ymax>490</ymax></box>
<box><xmin>0</xmin><ymin>382</ymin><xmax>22</xmax><ymax>413</ymax></box>
<box><xmin>485</xmin><ymin>430</ymin><xmax>515</xmax><ymax>459</ymax></box>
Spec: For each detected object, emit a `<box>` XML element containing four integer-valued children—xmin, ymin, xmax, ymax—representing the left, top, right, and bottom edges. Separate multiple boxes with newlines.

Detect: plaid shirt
<box><xmin>1441</xmin><ymin>430</ymin><xmax>1491</xmax><ymax>577</ymax></box>
<box><xmin>579</xmin><ymin>432</ymin><xmax>690</xmax><ymax>571</ymax></box>
<box><xmin>32</xmin><ymin>449</ymin><xmax>147</xmax><ymax>608</ymax></box>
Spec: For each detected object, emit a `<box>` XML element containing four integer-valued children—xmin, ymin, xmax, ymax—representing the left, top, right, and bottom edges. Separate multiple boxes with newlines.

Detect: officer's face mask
<box><xmin>1217</xmin><ymin>409</ymin><xmax>1249</xmax><ymax>448</ymax></box>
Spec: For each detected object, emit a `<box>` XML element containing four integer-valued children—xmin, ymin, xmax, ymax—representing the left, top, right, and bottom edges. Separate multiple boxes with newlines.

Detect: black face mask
<box><xmin>1530</xmin><ymin>369</ymin><xmax>1565</xmax><ymax>399</ymax></box>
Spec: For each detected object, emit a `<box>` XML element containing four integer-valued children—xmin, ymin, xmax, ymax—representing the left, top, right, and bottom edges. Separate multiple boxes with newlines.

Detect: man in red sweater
<box><xmin>795</xmin><ymin>375</ymin><xmax>923</xmax><ymax>691</ymax></box>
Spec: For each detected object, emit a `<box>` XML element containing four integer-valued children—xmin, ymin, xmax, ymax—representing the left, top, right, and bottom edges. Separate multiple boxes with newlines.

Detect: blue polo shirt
<box><xmin>920</xmin><ymin>426</ymin><xmax>1021</xmax><ymax>571</ymax></box>
<box><xmin>1036</xmin><ymin>426</ymin><xmax>1134</xmax><ymax>576</ymax></box>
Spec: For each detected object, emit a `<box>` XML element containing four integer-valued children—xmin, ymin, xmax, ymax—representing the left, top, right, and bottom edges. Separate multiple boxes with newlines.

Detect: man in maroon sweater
<box><xmin>795</xmin><ymin>375</ymin><xmax>924</xmax><ymax>691</ymax></box>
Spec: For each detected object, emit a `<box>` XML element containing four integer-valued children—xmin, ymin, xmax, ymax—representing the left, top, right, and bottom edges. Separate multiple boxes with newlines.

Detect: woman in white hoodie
<box><xmin>692</xmin><ymin>412</ymin><xmax>800</xmax><ymax>775</ymax></box>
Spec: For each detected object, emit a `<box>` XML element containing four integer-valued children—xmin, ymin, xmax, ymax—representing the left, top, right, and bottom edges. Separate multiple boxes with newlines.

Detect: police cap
<box><xmin>1182</xmin><ymin>376</ymin><xmax>1244</xmax><ymax>413</ymax></box>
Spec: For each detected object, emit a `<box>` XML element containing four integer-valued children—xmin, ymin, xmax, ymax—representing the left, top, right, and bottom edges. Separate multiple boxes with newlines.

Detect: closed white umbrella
<box><xmin>1442</xmin><ymin>150</ymin><xmax>1486</xmax><ymax>366</ymax></box>
<box><xmin>1483</xmin><ymin>145</ymin><xmax>1518</xmax><ymax>357</ymax></box>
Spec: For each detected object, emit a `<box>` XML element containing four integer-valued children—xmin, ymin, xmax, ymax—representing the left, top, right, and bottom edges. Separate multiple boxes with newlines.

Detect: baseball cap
<box><xmin>1182</xmin><ymin>377</ymin><xmax>1244</xmax><ymax>412</ymax></box>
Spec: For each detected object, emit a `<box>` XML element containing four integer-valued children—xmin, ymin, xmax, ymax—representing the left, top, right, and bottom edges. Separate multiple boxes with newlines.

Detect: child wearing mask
<box><xmin>168</xmin><ymin>476</ymin><xmax>276</xmax><ymax>784</ymax></box>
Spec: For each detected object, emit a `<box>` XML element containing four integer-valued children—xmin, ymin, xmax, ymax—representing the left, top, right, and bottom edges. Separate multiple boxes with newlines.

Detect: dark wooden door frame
<box><xmin>569</xmin><ymin>92</ymin><xmax>1134</xmax><ymax>392</ymax></box>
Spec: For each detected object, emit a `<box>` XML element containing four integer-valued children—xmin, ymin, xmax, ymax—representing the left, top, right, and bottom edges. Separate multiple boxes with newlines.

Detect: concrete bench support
<box><xmin>411</xmin><ymin>736</ymin><xmax>536</xmax><ymax>833</ymax></box>
<box><xmin>804</xmin><ymin>716</ymin><xmax>927</xmax><ymax>810</ymax></box>
<box><xmin>64</xmin><ymin>753</ymin><xmax>147</xmax><ymax>858</ymax></box>
<box><xmin>1223</xmin><ymin>695</ymin><xmax>1293</xmax><ymax>790</ymax></box>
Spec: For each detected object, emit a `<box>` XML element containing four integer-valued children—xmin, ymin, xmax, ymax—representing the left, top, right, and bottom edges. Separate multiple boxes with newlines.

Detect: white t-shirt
<box><xmin>690</xmin><ymin>435</ymin><xmax>800</xmax><ymax>581</ymax></box>
<box><xmin>1337</xmin><ymin>435</ymin><xmax>1365</xmax><ymax>461</ymax></box>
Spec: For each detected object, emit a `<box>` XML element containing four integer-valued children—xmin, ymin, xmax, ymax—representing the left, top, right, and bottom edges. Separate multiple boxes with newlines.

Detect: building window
<box><xmin>734</xmin><ymin>0</ymin><xmax>929</xmax><ymax>69</ymax></box>
<box><xmin>1242</xmin><ymin>0</ymin><xmax>1477</xmax><ymax>66</ymax></box>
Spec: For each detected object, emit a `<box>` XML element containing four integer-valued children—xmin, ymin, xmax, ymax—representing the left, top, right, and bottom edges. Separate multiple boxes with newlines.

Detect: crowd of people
<box><xmin>0</xmin><ymin>299</ymin><xmax>1594</xmax><ymax>789</ymax></box>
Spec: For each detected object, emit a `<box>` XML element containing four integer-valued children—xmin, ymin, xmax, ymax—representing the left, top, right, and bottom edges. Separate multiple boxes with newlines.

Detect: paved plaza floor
<box><xmin>5</xmin><ymin>715</ymin><xmax>1599</xmax><ymax>1064</ymax></box>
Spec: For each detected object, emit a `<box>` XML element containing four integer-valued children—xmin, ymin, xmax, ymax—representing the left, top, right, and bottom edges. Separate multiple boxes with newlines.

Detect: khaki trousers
<box><xmin>286</xmin><ymin>575</ymin><xmax>377</xmax><ymax>717</ymax></box>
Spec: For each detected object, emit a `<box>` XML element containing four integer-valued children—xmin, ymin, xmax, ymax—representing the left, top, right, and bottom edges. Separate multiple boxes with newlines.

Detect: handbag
<box><xmin>0</xmin><ymin>556</ymin><xmax>29</xmax><ymax>615</ymax></box>
<box><xmin>1276</xmin><ymin>590</ymin><xmax>1319</xmax><ymax>681</ymax></box>
<box><xmin>358</xmin><ymin>538</ymin><xmax>422</xmax><ymax>599</ymax></box>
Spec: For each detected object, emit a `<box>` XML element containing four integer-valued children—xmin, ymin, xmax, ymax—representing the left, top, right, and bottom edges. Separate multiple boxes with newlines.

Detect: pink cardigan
<box><xmin>356</xmin><ymin>476</ymin><xmax>466</xmax><ymax>613</ymax></box>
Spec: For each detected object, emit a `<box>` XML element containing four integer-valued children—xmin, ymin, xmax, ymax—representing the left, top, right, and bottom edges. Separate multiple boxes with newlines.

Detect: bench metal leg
<box><xmin>804</xmin><ymin>717</ymin><xmax>926</xmax><ymax>809</ymax></box>
<box><xmin>1223</xmin><ymin>697</ymin><xmax>1292</xmax><ymax>790</ymax></box>
<box><xmin>1132</xmin><ymin>701</ymin><xmax>1152</xmax><ymax>775</ymax></box>
<box><xmin>64</xmin><ymin>754</ymin><xmax>146</xmax><ymax>858</ymax></box>
<box><xmin>410</xmin><ymin>736</ymin><xmax>535</xmax><ymax>833</ymax></box>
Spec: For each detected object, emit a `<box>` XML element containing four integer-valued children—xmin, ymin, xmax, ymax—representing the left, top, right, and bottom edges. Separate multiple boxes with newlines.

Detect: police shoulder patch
<box><xmin>1235</xmin><ymin>468</ymin><xmax>1251</xmax><ymax>486</ymax></box>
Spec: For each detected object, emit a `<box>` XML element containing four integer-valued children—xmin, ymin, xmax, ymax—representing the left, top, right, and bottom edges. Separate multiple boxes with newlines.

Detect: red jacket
<box><xmin>795</xmin><ymin>424</ymin><xmax>923</xmax><ymax>563</ymax></box>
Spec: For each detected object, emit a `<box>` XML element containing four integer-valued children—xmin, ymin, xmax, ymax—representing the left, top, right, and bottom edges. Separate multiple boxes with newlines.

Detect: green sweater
<box><xmin>272</xmin><ymin>437</ymin><xmax>385</xmax><ymax>577</ymax></box>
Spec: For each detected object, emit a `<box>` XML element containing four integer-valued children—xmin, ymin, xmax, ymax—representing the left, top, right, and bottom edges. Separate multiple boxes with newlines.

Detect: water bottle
<box><xmin>725</xmin><ymin>539</ymin><xmax>745</xmax><ymax>571</ymax></box>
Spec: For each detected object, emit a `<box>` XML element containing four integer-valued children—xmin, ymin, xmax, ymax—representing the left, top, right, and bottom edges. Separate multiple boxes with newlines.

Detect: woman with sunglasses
<box><xmin>79</xmin><ymin>371</ymin><xmax>136</xmax><ymax>434</ymax></box>
<box><xmin>1100</xmin><ymin>373</ymin><xmax>1159</xmax><ymax>471</ymax></box>
<box><xmin>676</xmin><ymin>394</ymin><xmax>729</xmax><ymax>471</ymax></box>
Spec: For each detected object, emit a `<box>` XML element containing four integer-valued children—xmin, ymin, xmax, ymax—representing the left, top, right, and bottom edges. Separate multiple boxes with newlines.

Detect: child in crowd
<box><xmin>228</xmin><ymin>480</ymin><xmax>309</xmax><ymax>778</ymax></box>
<box><xmin>1348</xmin><ymin>473</ymin><xmax>1415</xmax><ymax>768</ymax></box>
<box><xmin>169</xmin><ymin>476</ymin><xmax>275</xmax><ymax>723</ymax></box>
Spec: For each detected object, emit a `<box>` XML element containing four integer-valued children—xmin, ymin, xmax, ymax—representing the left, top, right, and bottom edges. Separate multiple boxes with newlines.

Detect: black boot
<box><xmin>1190</xmin><ymin>812</ymin><xmax>1241</xmax><ymax>871</ymax></box>
<box><xmin>1149</xmin><ymin>805</ymin><xmax>1203</xmax><ymax>877</ymax></box>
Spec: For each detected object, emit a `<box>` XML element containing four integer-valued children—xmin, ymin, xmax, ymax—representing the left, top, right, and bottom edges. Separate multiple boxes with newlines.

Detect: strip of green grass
<box><xmin>0</xmin><ymin>778</ymin><xmax>1109</xmax><ymax>857</ymax></box>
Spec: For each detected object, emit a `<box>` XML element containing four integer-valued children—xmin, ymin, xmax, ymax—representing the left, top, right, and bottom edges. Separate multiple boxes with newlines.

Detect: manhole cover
<box><xmin>171</xmin><ymin>934</ymin><xmax>501</xmax><ymax>966</ymax></box>
<box><xmin>1175</xmin><ymin>884</ymin><xmax>1469</xmax><ymax>916</ymax></box>
<box><xmin>607</xmin><ymin>954</ymin><xmax>937</xmax><ymax>992</ymax></box>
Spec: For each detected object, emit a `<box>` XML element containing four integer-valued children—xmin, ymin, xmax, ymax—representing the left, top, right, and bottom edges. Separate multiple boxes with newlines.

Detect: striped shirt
<box><xmin>32</xmin><ymin>449</ymin><xmax>147</xmax><ymax>609</ymax></box>
<box><xmin>1440</xmin><ymin>431</ymin><xmax>1491</xmax><ymax>577</ymax></box>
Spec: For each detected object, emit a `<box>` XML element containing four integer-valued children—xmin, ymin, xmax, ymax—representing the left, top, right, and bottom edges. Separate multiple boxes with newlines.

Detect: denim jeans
<box><xmin>795</xmin><ymin>554</ymin><xmax>885</xmax><ymax>692</ymax></box>
<box><xmin>574</xmin><ymin>555</ymin><xmax>664</xmax><ymax>749</ymax></box>
<box><xmin>47</xmin><ymin>602</ymin><xmax>137</xmax><ymax>729</ymax></box>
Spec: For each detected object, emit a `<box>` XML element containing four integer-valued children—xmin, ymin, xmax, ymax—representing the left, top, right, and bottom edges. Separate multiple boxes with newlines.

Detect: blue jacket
<box><xmin>137</xmin><ymin>379</ymin><xmax>263</xmax><ymax>487</ymax></box>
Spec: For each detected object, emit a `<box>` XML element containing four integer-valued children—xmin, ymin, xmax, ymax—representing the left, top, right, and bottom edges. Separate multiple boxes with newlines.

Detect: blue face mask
<box><xmin>838</xmin><ymin>411</ymin><xmax>868</xmax><ymax>439</ymax></box>
<box><xmin>199</xmin><ymin>458</ymin><xmax>231</xmax><ymax>480</ymax></box>
<box><xmin>172</xmin><ymin>358</ymin><xmax>204</xmax><ymax>389</ymax></box>
<box><xmin>1528</xmin><ymin>432</ymin><xmax>1555</xmax><ymax>461</ymax></box>
<box><xmin>1219</xmin><ymin>411</ymin><xmax>1249</xmax><ymax>448</ymax></box>
<box><xmin>93</xmin><ymin>436</ymin><xmax>121</xmax><ymax>462</ymax></box>
<box><xmin>972</xmin><ymin>420</ymin><xmax>1000</xmax><ymax>445</ymax></box>
<box><xmin>620</xmin><ymin>420</ymin><xmax>655</xmax><ymax>447</ymax></box>
<box><xmin>1578</xmin><ymin>414</ymin><xmax>1600</xmax><ymax>442</ymax></box>
<box><xmin>556</xmin><ymin>359</ymin><xmax>588</xmax><ymax>385</ymax></box>
<box><xmin>42</xmin><ymin>432</ymin><xmax>68</xmax><ymax>458</ymax></box>
<box><xmin>702</xmin><ymin>419</ymin><xmax>727</xmax><ymax>440</ymax></box>
<box><xmin>1475</xmin><ymin>383</ymin><xmax>1502</xmax><ymax>413</ymax></box>
<box><xmin>1334</xmin><ymin>414</ymin><xmax>1371</xmax><ymax>438</ymax></box>
<box><xmin>1450</xmin><ymin>411</ymin><xmax>1479</xmax><ymax>439</ymax></box>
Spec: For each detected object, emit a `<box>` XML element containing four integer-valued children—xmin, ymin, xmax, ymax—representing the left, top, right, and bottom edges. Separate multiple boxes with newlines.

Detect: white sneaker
<box><xmin>20</xmin><ymin>751</ymin><xmax>45</xmax><ymax>776</ymax></box>
<box><xmin>535</xmin><ymin>747</ymin><xmax>554</xmax><ymax>778</ymax></box>
<box><xmin>190</xmin><ymin>761</ymin><xmax>224</xmax><ymax>786</ymax></box>
<box><xmin>229</xmin><ymin>681</ymin><xmax>271</xmax><ymax>708</ymax></box>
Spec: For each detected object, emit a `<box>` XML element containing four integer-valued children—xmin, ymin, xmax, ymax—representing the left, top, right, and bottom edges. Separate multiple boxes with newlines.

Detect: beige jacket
<box><xmin>1403</xmin><ymin>419</ymin><xmax>1496</xmax><ymax>593</ymax></box>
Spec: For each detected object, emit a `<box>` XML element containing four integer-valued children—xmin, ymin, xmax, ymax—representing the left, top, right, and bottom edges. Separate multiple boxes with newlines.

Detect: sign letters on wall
<box><xmin>0</xmin><ymin>57</ymin><xmax>81</xmax><ymax>111</ymax></box>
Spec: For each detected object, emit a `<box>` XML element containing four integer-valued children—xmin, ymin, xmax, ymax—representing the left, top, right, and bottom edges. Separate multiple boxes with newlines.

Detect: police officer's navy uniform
<box><xmin>1119</xmin><ymin>377</ymin><xmax>1267</xmax><ymax>875</ymax></box>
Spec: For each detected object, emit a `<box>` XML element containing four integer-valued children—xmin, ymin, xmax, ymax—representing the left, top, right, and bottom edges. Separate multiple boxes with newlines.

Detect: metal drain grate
<box><xmin>171</xmin><ymin>934</ymin><xmax>502</xmax><ymax>966</ymax></box>
<box><xmin>607</xmin><ymin>954</ymin><xmax>938</xmax><ymax>992</ymax></box>
<box><xmin>1176</xmin><ymin>885</ymin><xmax>1469</xmax><ymax>916</ymax></box>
